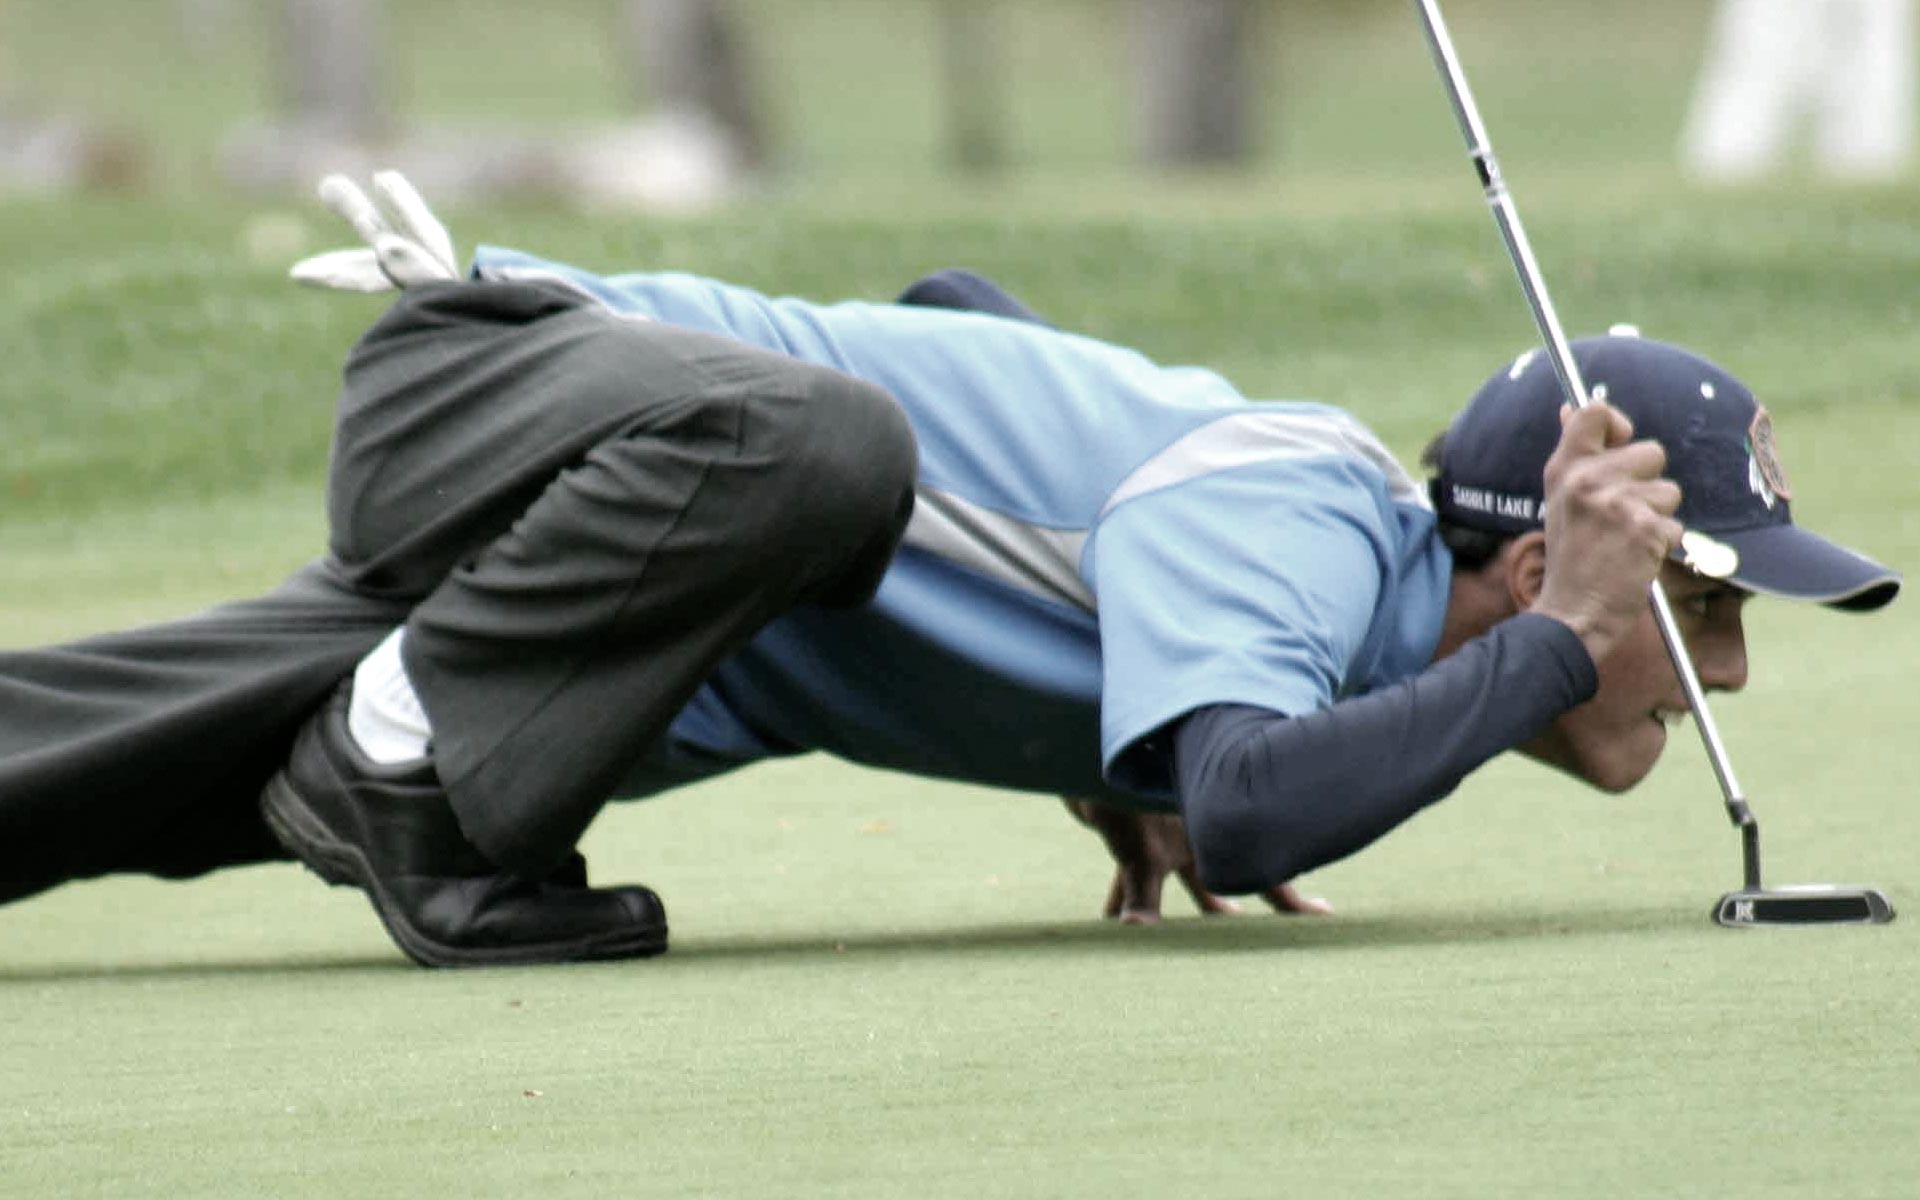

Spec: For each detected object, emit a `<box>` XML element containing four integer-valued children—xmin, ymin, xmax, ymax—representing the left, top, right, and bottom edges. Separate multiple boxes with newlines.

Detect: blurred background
<box><xmin>4</xmin><ymin>0</ymin><xmax>1918</xmax><ymax>605</ymax></box>
<box><xmin>7</xmin><ymin>0</ymin><xmax>1906</xmax><ymax>208</ymax></box>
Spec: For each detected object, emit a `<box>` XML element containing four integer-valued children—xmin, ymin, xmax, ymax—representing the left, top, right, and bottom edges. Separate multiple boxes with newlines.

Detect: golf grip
<box><xmin>1411</xmin><ymin>0</ymin><xmax>1761</xmax><ymax>887</ymax></box>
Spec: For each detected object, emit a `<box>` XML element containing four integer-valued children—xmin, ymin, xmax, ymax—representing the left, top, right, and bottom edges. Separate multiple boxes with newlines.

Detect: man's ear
<box><xmin>1502</xmin><ymin>530</ymin><xmax>1549</xmax><ymax>612</ymax></box>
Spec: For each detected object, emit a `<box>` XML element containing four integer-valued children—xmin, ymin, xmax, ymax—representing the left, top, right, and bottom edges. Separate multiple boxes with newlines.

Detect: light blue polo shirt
<box><xmin>474</xmin><ymin>248</ymin><xmax>1453</xmax><ymax>811</ymax></box>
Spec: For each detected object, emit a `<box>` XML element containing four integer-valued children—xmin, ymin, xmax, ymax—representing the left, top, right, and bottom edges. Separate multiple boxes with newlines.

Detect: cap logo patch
<box><xmin>1448</xmin><ymin>484</ymin><xmax>1540</xmax><ymax>523</ymax></box>
<box><xmin>1745</xmin><ymin>406</ymin><xmax>1792</xmax><ymax>508</ymax></box>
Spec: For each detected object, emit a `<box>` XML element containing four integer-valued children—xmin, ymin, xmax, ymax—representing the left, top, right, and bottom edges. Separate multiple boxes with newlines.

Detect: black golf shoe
<box><xmin>260</xmin><ymin>683</ymin><xmax>667</xmax><ymax>967</ymax></box>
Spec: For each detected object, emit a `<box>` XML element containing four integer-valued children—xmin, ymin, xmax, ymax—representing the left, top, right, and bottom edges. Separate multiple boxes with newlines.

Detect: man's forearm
<box><xmin>1175</xmin><ymin>613</ymin><xmax>1597</xmax><ymax>894</ymax></box>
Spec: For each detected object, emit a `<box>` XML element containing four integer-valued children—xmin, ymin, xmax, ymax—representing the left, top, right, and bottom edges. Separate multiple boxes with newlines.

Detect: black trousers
<box><xmin>0</xmin><ymin>281</ymin><xmax>916</xmax><ymax>897</ymax></box>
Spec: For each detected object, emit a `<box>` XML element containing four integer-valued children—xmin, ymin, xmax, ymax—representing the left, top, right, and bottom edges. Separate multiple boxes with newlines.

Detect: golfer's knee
<box><xmin>788</xmin><ymin>375</ymin><xmax>916</xmax><ymax>603</ymax></box>
<box><xmin>800</xmin><ymin>376</ymin><xmax>917</xmax><ymax>535</ymax></box>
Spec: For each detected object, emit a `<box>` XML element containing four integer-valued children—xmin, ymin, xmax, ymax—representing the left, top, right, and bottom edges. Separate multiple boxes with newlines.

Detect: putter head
<box><xmin>1714</xmin><ymin>885</ymin><xmax>1895</xmax><ymax>927</ymax></box>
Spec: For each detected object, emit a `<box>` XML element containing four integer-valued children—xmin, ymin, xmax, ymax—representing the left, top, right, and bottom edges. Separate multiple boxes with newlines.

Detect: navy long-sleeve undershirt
<box><xmin>1173</xmin><ymin>613</ymin><xmax>1599</xmax><ymax>894</ymax></box>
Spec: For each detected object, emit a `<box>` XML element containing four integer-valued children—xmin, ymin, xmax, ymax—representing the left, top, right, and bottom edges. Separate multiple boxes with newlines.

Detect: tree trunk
<box><xmin>281</xmin><ymin>0</ymin><xmax>385</xmax><ymax>140</ymax></box>
<box><xmin>1132</xmin><ymin>0</ymin><xmax>1259</xmax><ymax>167</ymax></box>
<box><xmin>622</xmin><ymin>0</ymin><xmax>768</xmax><ymax>169</ymax></box>
<box><xmin>936</xmin><ymin>0</ymin><xmax>1006</xmax><ymax>174</ymax></box>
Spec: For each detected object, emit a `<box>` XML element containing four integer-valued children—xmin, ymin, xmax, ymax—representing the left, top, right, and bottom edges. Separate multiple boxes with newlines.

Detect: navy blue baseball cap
<box><xmin>1430</xmin><ymin>331</ymin><xmax>1900</xmax><ymax>611</ymax></box>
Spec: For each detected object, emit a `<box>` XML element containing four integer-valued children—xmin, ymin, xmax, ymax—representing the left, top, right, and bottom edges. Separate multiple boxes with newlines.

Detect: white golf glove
<box><xmin>289</xmin><ymin>171</ymin><xmax>461</xmax><ymax>292</ymax></box>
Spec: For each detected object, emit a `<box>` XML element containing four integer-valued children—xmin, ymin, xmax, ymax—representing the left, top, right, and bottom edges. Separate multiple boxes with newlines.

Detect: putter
<box><xmin>1411</xmin><ymin>0</ymin><xmax>1893</xmax><ymax>926</ymax></box>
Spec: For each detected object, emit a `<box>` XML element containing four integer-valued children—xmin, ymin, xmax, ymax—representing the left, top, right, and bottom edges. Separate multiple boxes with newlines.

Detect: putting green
<box><xmin>4</xmin><ymin>192</ymin><xmax>1917</xmax><ymax>1197</ymax></box>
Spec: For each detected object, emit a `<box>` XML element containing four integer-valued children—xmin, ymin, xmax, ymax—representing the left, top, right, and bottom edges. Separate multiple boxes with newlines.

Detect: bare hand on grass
<box><xmin>1063</xmin><ymin>798</ymin><xmax>1332</xmax><ymax>924</ymax></box>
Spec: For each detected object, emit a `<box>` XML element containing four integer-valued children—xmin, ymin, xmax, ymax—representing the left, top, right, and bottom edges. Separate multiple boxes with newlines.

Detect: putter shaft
<box><xmin>1411</xmin><ymin>0</ymin><xmax>1761</xmax><ymax>889</ymax></box>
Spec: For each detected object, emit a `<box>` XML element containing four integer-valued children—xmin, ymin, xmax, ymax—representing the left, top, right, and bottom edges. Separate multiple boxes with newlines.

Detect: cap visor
<box><xmin>1711</xmin><ymin>524</ymin><xmax>1901</xmax><ymax>611</ymax></box>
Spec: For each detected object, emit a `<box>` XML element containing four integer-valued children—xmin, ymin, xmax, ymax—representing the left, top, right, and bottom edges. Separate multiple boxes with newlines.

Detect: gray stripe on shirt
<box><xmin>902</xmin><ymin>409</ymin><xmax>1422</xmax><ymax>613</ymax></box>
<box><xmin>903</xmin><ymin>488</ymin><xmax>1093</xmax><ymax>610</ymax></box>
<box><xmin>1100</xmin><ymin>408</ymin><xmax>1428</xmax><ymax>518</ymax></box>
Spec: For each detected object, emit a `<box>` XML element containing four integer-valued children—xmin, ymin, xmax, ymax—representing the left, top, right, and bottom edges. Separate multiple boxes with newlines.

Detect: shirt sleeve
<box><xmin>1173</xmin><ymin>613</ymin><xmax>1598</xmax><ymax>893</ymax></box>
<box><xmin>473</xmin><ymin>246</ymin><xmax>796</xmax><ymax>348</ymax></box>
<box><xmin>1091</xmin><ymin>455</ymin><xmax>1399</xmax><ymax>795</ymax></box>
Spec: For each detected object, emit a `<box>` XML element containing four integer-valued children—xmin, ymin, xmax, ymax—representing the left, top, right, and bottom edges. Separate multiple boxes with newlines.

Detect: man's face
<box><xmin>1520</xmin><ymin>563</ymin><xmax>1752</xmax><ymax>792</ymax></box>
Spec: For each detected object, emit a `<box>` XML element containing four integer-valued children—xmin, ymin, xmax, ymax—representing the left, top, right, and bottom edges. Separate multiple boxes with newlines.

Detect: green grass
<box><xmin>5</xmin><ymin>2</ymin><xmax>1920</xmax><ymax>1196</ymax></box>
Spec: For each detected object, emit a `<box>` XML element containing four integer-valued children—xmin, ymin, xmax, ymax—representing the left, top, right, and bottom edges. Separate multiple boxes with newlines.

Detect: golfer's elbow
<box><xmin>1183</xmin><ymin>748</ymin><xmax>1314</xmax><ymax>896</ymax></box>
<box><xmin>1176</xmin><ymin>703</ymin><xmax>1333</xmax><ymax>893</ymax></box>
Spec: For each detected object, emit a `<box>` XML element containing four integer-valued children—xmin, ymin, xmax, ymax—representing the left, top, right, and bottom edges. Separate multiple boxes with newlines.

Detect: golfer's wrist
<box><xmin>1510</xmin><ymin>610</ymin><xmax>1602</xmax><ymax>690</ymax></box>
<box><xmin>1525</xmin><ymin>601</ymin><xmax>1612</xmax><ymax>666</ymax></box>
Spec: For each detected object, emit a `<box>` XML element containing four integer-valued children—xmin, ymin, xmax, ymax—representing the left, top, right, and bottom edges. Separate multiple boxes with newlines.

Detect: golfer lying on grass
<box><xmin>0</xmin><ymin>178</ymin><xmax>1898</xmax><ymax>967</ymax></box>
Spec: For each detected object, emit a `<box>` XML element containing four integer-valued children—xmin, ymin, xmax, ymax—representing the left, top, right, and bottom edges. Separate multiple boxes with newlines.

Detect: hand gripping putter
<box><xmin>1412</xmin><ymin>0</ymin><xmax>1893</xmax><ymax>926</ymax></box>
